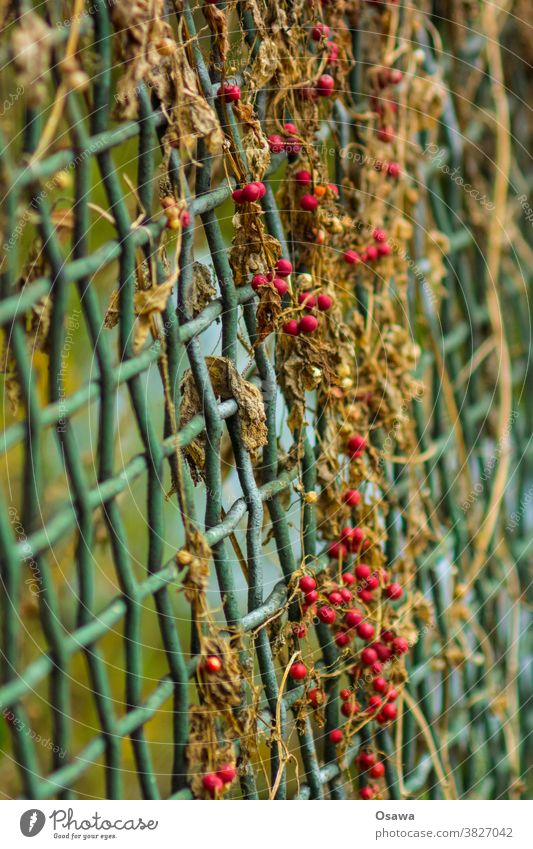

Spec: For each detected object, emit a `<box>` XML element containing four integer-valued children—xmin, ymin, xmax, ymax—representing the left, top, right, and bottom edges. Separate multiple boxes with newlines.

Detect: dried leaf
<box><xmin>189</xmin><ymin>263</ymin><xmax>216</xmax><ymax>317</ymax></box>
<box><xmin>179</xmin><ymin>356</ymin><xmax>268</xmax><ymax>480</ymax></box>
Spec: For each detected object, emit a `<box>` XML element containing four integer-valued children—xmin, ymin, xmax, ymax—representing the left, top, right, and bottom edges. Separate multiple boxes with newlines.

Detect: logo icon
<box><xmin>20</xmin><ymin>810</ymin><xmax>46</xmax><ymax>837</ymax></box>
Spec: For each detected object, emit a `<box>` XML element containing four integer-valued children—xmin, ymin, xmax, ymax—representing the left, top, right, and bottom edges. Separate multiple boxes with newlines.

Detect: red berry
<box><xmin>300</xmin><ymin>194</ymin><xmax>319</xmax><ymax>211</ymax></box>
<box><xmin>358</xmin><ymin>751</ymin><xmax>376</xmax><ymax>769</ymax></box>
<box><xmin>295</xmin><ymin>170</ymin><xmax>312</xmax><ymax>185</ymax></box>
<box><xmin>358</xmin><ymin>589</ymin><xmax>374</xmax><ymax>604</ymax></box>
<box><xmin>366</xmin><ymin>574</ymin><xmax>379</xmax><ymax>591</ymax></box>
<box><xmin>202</xmin><ymin>773</ymin><xmax>223</xmax><ymax>796</ymax></box>
<box><xmin>385</xmin><ymin>582</ymin><xmax>403</xmax><ymax>600</ymax></box>
<box><xmin>347</xmin><ymin>434</ymin><xmax>366</xmax><ymax>456</ymax></box>
<box><xmin>283</xmin><ymin>122</ymin><xmax>298</xmax><ymax>135</ymax></box>
<box><xmin>342</xmin><ymin>572</ymin><xmax>355</xmax><ymax>586</ymax></box>
<box><xmin>366</xmin><ymin>245</ymin><xmax>379</xmax><ymax>261</ymax></box>
<box><xmin>268</xmin><ymin>134</ymin><xmax>285</xmax><ymax>153</ymax></box>
<box><xmin>387</xmin><ymin>689</ymin><xmax>398</xmax><ymax>702</ymax></box>
<box><xmin>345</xmin><ymin>608</ymin><xmax>363</xmax><ymax>628</ymax></box>
<box><xmin>181</xmin><ymin>210</ymin><xmax>190</xmax><ymax>227</ymax></box>
<box><xmin>289</xmin><ymin>662</ymin><xmax>308</xmax><ymax>680</ymax></box>
<box><xmin>217</xmin><ymin>764</ymin><xmax>237</xmax><ymax>784</ymax></box>
<box><xmin>251</xmin><ymin>274</ymin><xmax>268</xmax><ymax>290</ymax></box>
<box><xmin>255</xmin><ymin>181</ymin><xmax>267</xmax><ymax>198</ymax></box>
<box><xmin>381</xmin><ymin>703</ymin><xmax>398</xmax><ymax>721</ymax></box>
<box><xmin>372</xmin><ymin>676</ymin><xmax>388</xmax><ymax>693</ymax></box>
<box><xmin>241</xmin><ymin>183</ymin><xmax>261</xmax><ymax>203</ymax></box>
<box><xmin>355</xmin><ymin>564</ymin><xmax>371</xmax><ymax>581</ymax></box>
<box><xmin>341</xmin><ymin>700</ymin><xmax>358</xmax><ymax>717</ymax></box>
<box><xmin>292</xmin><ymin>622</ymin><xmax>307</xmax><ymax>638</ymax></box>
<box><xmin>350</xmin><ymin>527</ymin><xmax>365</xmax><ymax>549</ymax></box>
<box><xmin>371</xmin><ymin>661</ymin><xmax>383</xmax><ymax>675</ymax></box>
<box><xmin>327</xmin><ymin>43</ymin><xmax>339</xmax><ymax>62</ymax></box>
<box><xmin>387</xmin><ymin>161</ymin><xmax>401</xmax><ymax>177</ymax></box>
<box><xmin>378</xmin><ymin>125</ymin><xmax>395</xmax><ymax>143</ymax></box>
<box><xmin>316</xmin><ymin>73</ymin><xmax>335</xmax><ymax>97</ymax></box>
<box><xmin>311</xmin><ymin>23</ymin><xmax>329</xmax><ymax>40</ymax></box>
<box><xmin>373</xmin><ymin>228</ymin><xmax>387</xmax><ymax>242</ymax></box>
<box><xmin>232</xmin><ymin>188</ymin><xmax>244</xmax><ymax>203</ymax></box>
<box><xmin>276</xmin><ymin>258</ymin><xmax>292</xmax><ymax>277</ymax></box>
<box><xmin>327</xmin><ymin>182</ymin><xmax>339</xmax><ymax>195</ymax></box>
<box><xmin>299</xmin><ymin>576</ymin><xmax>317</xmax><ymax>593</ymax></box>
<box><xmin>317</xmin><ymin>605</ymin><xmax>336</xmax><ymax>625</ymax></box>
<box><xmin>342</xmin><ymin>489</ymin><xmax>361</xmax><ymax>507</ymax></box>
<box><xmin>359</xmin><ymin>786</ymin><xmax>374</xmax><ymax>799</ymax></box>
<box><xmin>367</xmin><ymin>695</ymin><xmax>383</xmax><ymax>713</ymax></box>
<box><xmin>328</xmin><ymin>591</ymin><xmax>344</xmax><ymax>606</ymax></box>
<box><xmin>358</xmin><ymin>623</ymin><xmax>375</xmax><ymax>642</ymax></box>
<box><xmin>340</xmin><ymin>688</ymin><xmax>352</xmax><ymax>701</ymax></box>
<box><xmin>317</xmin><ymin>293</ymin><xmax>333</xmax><ymax>311</ymax></box>
<box><xmin>392</xmin><ymin>636</ymin><xmax>409</xmax><ymax>655</ymax></box>
<box><xmin>298</xmin><ymin>291</ymin><xmax>317</xmax><ymax>309</ymax></box>
<box><xmin>381</xmin><ymin>630</ymin><xmax>395</xmax><ymax>643</ymax></box>
<box><xmin>329</xmin><ymin>728</ymin><xmax>343</xmax><ymax>745</ymax></box>
<box><xmin>328</xmin><ymin>541</ymin><xmax>348</xmax><ymax>559</ymax></box>
<box><xmin>282</xmin><ymin>320</ymin><xmax>300</xmax><ymax>336</ymax></box>
<box><xmin>373</xmin><ymin>642</ymin><xmax>392</xmax><ymax>662</ymax></box>
<box><xmin>389</xmin><ymin>68</ymin><xmax>403</xmax><ymax>85</ymax></box>
<box><xmin>205</xmin><ymin>655</ymin><xmax>222</xmax><ymax>673</ymax></box>
<box><xmin>335</xmin><ymin>631</ymin><xmax>350</xmax><ymax>647</ymax></box>
<box><xmin>370</xmin><ymin>762</ymin><xmax>385</xmax><ymax>779</ymax></box>
<box><xmin>304</xmin><ymin>590</ymin><xmax>319</xmax><ymax>604</ymax></box>
<box><xmin>340</xmin><ymin>588</ymin><xmax>352</xmax><ymax>603</ymax></box>
<box><xmin>217</xmin><ymin>83</ymin><xmax>241</xmax><ymax>103</ymax></box>
<box><xmin>299</xmin><ymin>314</ymin><xmax>318</xmax><ymax>334</ymax></box>
<box><xmin>273</xmin><ymin>277</ymin><xmax>289</xmax><ymax>296</ymax></box>
<box><xmin>378</xmin><ymin>242</ymin><xmax>392</xmax><ymax>256</ymax></box>
<box><xmin>307</xmin><ymin>687</ymin><xmax>319</xmax><ymax>708</ymax></box>
<box><xmin>343</xmin><ymin>249</ymin><xmax>360</xmax><ymax>265</ymax></box>
<box><xmin>361</xmin><ymin>646</ymin><xmax>378</xmax><ymax>665</ymax></box>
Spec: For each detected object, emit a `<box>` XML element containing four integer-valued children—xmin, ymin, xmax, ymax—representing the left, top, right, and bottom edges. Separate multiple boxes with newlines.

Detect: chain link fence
<box><xmin>0</xmin><ymin>0</ymin><xmax>531</xmax><ymax>800</ymax></box>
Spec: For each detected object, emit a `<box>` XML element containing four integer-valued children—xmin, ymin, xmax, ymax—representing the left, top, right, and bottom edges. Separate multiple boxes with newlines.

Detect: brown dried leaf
<box><xmin>247</xmin><ymin>37</ymin><xmax>281</xmax><ymax>90</ymax></box>
<box><xmin>179</xmin><ymin>357</ymin><xmax>267</xmax><ymax>480</ymax></box>
<box><xmin>189</xmin><ymin>262</ymin><xmax>216</xmax><ymax>317</ymax></box>
<box><xmin>203</xmin><ymin>3</ymin><xmax>229</xmax><ymax>63</ymax></box>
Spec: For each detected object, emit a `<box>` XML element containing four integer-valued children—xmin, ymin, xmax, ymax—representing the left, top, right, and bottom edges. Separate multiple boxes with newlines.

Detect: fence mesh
<box><xmin>0</xmin><ymin>0</ymin><xmax>531</xmax><ymax>800</ymax></box>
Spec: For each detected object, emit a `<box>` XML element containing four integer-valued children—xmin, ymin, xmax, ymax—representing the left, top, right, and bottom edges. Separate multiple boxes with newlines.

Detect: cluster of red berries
<box><xmin>310</xmin><ymin>23</ymin><xmax>339</xmax><ymax>68</ymax></box>
<box><xmin>356</xmin><ymin>749</ymin><xmax>387</xmax><ymax>798</ymax></box>
<box><xmin>232</xmin><ymin>181</ymin><xmax>266</xmax><ymax>204</ymax></box>
<box><xmin>343</xmin><ymin>228</ymin><xmax>392</xmax><ymax>266</ymax></box>
<box><xmin>161</xmin><ymin>196</ymin><xmax>190</xmax><ymax>230</ymax></box>
<box><xmin>373</xmin><ymin>159</ymin><xmax>401</xmax><ymax>178</ymax></box>
<box><xmin>268</xmin><ymin>122</ymin><xmax>302</xmax><ymax>157</ymax></box>
<box><xmin>251</xmin><ymin>257</ymin><xmax>293</xmax><ymax>298</ymax></box>
<box><xmin>293</xmin><ymin>170</ymin><xmax>338</xmax><ymax>212</ymax></box>
<box><xmin>202</xmin><ymin>764</ymin><xmax>237</xmax><ymax>798</ymax></box>
<box><xmin>282</xmin><ymin>287</ymin><xmax>333</xmax><ymax>336</ymax></box>
<box><xmin>371</xmin><ymin>67</ymin><xmax>403</xmax><ymax>145</ymax></box>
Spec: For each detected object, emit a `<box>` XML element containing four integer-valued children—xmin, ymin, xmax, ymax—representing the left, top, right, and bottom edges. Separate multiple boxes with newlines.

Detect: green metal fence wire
<box><xmin>0</xmin><ymin>0</ymin><xmax>531</xmax><ymax>801</ymax></box>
